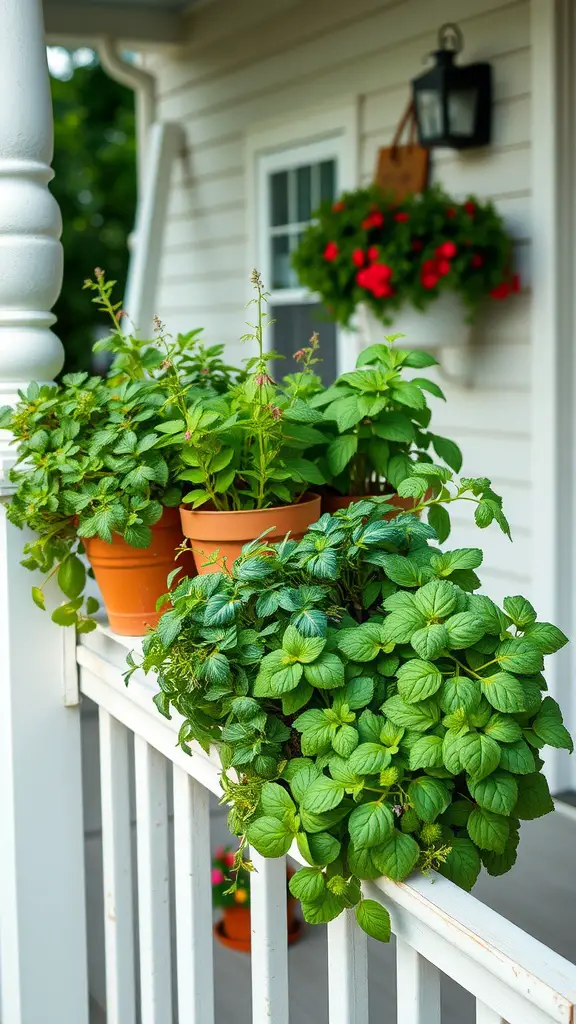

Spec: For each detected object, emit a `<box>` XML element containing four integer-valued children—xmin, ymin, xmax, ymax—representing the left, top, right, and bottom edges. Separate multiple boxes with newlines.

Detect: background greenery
<box><xmin>49</xmin><ymin>49</ymin><xmax>137</xmax><ymax>373</ymax></box>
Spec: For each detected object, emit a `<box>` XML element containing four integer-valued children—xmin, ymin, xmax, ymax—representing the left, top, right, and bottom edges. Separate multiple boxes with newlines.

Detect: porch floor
<box><xmin>209</xmin><ymin>808</ymin><xmax>575</xmax><ymax>1024</ymax></box>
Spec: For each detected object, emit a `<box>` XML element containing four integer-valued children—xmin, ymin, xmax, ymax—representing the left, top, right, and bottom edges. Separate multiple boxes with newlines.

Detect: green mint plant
<box><xmin>155</xmin><ymin>271</ymin><xmax>331</xmax><ymax>511</ymax></box>
<box><xmin>0</xmin><ymin>271</ymin><xmax>239</xmax><ymax>628</ymax></box>
<box><xmin>137</xmin><ymin>498</ymin><xmax>570</xmax><ymax>943</ymax></box>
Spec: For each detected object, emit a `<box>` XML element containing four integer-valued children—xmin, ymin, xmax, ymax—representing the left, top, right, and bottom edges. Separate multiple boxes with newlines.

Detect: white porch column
<box><xmin>0</xmin><ymin>2</ymin><xmax>89</xmax><ymax>1022</ymax></box>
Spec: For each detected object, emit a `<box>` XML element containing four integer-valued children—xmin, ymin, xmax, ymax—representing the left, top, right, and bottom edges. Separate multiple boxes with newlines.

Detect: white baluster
<box><xmin>396</xmin><ymin>939</ymin><xmax>441</xmax><ymax>1024</ymax></box>
<box><xmin>134</xmin><ymin>736</ymin><xmax>173</xmax><ymax>1024</ymax></box>
<box><xmin>477</xmin><ymin>1003</ymin><xmax>506</xmax><ymax>1024</ymax></box>
<box><xmin>0</xmin><ymin>2</ymin><xmax>87</xmax><ymax>1022</ymax></box>
<box><xmin>327</xmin><ymin>908</ymin><xmax>369</xmax><ymax>1023</ymax></box>
<box><xmin>99</xmin><ymin>710</ymin><xmax>136</xmax><ymax>1024</ymax></box>
<box><xmin>173</xmin><ymin>767</ymin><xmax>215</xmax><ymax>1024</ymax></box>
<box><xmin>249</xmin><ymin>850</ymin><xmax>290</xmax><ymax>1024</ymax></box>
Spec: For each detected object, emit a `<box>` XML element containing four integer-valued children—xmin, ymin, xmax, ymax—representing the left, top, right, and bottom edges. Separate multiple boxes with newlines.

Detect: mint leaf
<box><xmin>300</xmin><ymin>891</ymin><xmax>346</xmax><ymax>925</ymax></box>
<box><xmin>467</xmin><ymin>807</ymin><xmax>509</xmax><ymax>853</ymax></box>
<box><xmin>247</xmin><ymin>815</ymin><xmax>294</xmax><ymax>857</ymax></box>
<box><xmin>282</xmin><ymin>624</ymin><xmax>326</xmax><ymax>663</ymax></box>
<box><xmin>495</xmin><ymin>638</ymin><xmax>543</xmax><ymax>675</ymax></box>
<box><xmin>397</xmin><ymin>660</ymin><xmax>443</xmax><ymax>704</ymax></box>
<box><xmin>411</xmin><ymin>623</ymin><xmax>449</xmax><ymax>660</ymax></box>
<box><xmin>514</xmin><ymin>773</ymin><xmax>554</xmax><ymax>820</ymax></box>
<box><xmin>408</xmin><ymin>777</ymin><xmax>450</xmax><ymax>822</ymax></box>
<box><xmin>480</xmin><ymin>672</ymin><xmax>538</xmax><ymax>714</ymax></box>
<box><xmin>522</xmin><ymin>622</ymin><xmax>568</xmax><ymax>655</ymax></box>
<box><xmin>289</xmin><ymin>868</ymin><xmax>326</xmax><ymax>903</ymax></box>
<box><xmin>459</xmin><ymin>732</ymin><xmax>501</xmax><ymax>781</ymax></box>
<box><xmin>348</xmin><ymin>743</ymin><xmax>391</xmax><ymax>776</ymax></box>
<box><xmin>532</xmin><ymin>697</ymin><xmax>574</xmax><ymax>751</ymax></box>
<box><xmin>347</xmin><ymin>840</ymin><xmax>382</xmax><ymax>879</ymax></box>
<box><xmin>348</xmin><ymin>802</ymin><xmax>394</xmax><ymax>849</ymax></box>
<box><xmin>58</xmin><ymin>554</ymin><xmax>86</xmax><ymax>600</ymax></box>
<box><xmin>355</xmin><ymin>900</ymin><xmax>391</xmax><ymax>943</ymax></box>
<box><xmin>444</xmin><ymin>612</ymin><xmax>485</xmax><ymax>649</ymax></box>
<box><xmin>290</xmin><ymin>764</ymin><xmax>321</xmax><ymax>804</ymax></box>
<box><xmin>468</xmin><ymin>770</ymin><xmax>518</xmax><ymax>816</ymax></box>
<box><xmin>332</xmin><ymin>725</ymin><xmax>359</xmax><ymax>757</ymax></box>
<box><xmin>337</xmin><ymin>623</ymin><xmax>385</xmax><ymax>662</ymax></box>
<box><xmin>440</xmin><ymin>675</ymin><xmax>481</xmax><ymax>714</ymax></box>
<box><xmin>498</xmin><ymin>740</ymin><xmax>536</xmax><ymax>775</ymax></box>
<box><xmin>503</xmin><ymin>595</ymin><xmax>536</xmax><ymax>629</ymax></box>
<box><xmin>327</xmin><ymin>434</ymin><xmax>358</xmax><ymax>476</ymax></box>
<box><xmin>438</xmin><ymin>838</ymin><xmax>481</xmax><ymax>891</ymax></box>
<box><xmin>413</xmin><ymin>578</ymin><xmax>457</xmax><ymax>619</ymax></box>
<box><xmin>302</xmin><ymin>776</ymin><xmax>345</xmax><ymax>814</ymax></box>
<box><xmin>483</xmin><ymin>713</ymin><xmax>522</xmax><ymax>743</ymax></box>
<box><xmin>260</xmin><ymin>782</ymin><xmax>296</xmax><ymax>821</ymax></box>
<box><xmin>408</xmin><ymin>734</ymin><xmax>444</xmax><ymax>770</ymax></box>
<box><xmin>383</xmin><ymin>694</ymin><xmax>440</xmax><ymax>732</ymax></box>
<box><xmin>304</xmin><ymin>652</ymin><xmax>346</xmax><ymax>689</ymax></box>
<box><xmin>373</xmin><ymin>830</ymin><xmax>420</xmax><ymax>881</ymax></box>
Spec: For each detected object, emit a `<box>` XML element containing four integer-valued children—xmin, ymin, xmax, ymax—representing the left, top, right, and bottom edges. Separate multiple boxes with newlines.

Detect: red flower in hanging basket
<box><xmin>436</xmin><ymin>241</ymin><xmax>457</xmax><ymax>259</ymax></box>
<box><xmin>368</xmin><ymin>246</ymin><xmax>380</xmax><ymax>262</ymax></box>
<box><xmin>422</xmin><ymin>274</ymin><xmax>439</xmax><ymax>289</ymax></box>
<box><xmin>437</xmin><ymin>259</ymin><xmax>451</xmax><ymax>277</ymax></box>
<box><xmin>333</xmin><ymin>201</ymin><xmax>346</xmax><ymax>212</ymax></box>
<box><xmin>490</xmin><ymin>281</ymin><xmax>511</xmax><ymax>299</ymax></box>
<box><xmin>362</xmin><ymin>211</ymin><xmax>384</xmax><ymax>230</ymax></box>
<box><xmin>464</xmin><ymin>201</ymin><xmax>476</xmax><ymax>216</ymax></box>
<box><xmin>471</xmin><ymin>253</ymin><xmax>484</xmax><ymax>268</ymax></box>
<box><xmin>357</xmin><ymin>262</ymin><xmax>392</xmax><ymax>295</ymax></box>
<box><xmin>324</xmin><ymin>241</ymin><xmax>339</xmax><ymax>261</ymax></box>
<box><xmin>352</xmin><ymin>249</ymin><xmax>365</xmax><ymax>267</ymax></box>
<box><xmin>394</xmin><ymin>211</ymin><xmax>410</xmax><ymax>222</ymax></box>
<box><xmin>512</xmin><ymin>273</ymin><xmax>521</xmax><ymax>293</ymax></box>
<box><xmin>446</xmin><ymin>207</ymin><xmax>457</xmax><ymax>219</ymax></box>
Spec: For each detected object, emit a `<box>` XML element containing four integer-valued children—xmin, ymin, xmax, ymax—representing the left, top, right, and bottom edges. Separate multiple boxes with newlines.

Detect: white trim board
<box><xmin>530</xmin><ymin>0</ymin><xmax>576</xmax><ymax>791</ymax></box>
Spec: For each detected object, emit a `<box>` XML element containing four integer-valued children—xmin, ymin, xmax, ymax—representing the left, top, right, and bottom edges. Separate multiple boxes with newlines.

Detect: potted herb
<box><xmin>0</xmin><ymin>272</ymin><xmax>236</xmax><ymax>634</ymax></box>
<box><xmin>136</xmin><ymin>493</ymin><xmax>571</xmax><ymax>944</ymax></box>
<box><xmin>292</xmin><ymin>185</ymin><xmax>520</xmax><ymax>350</ymax></box>
<box><xmin>157</xmin><ymin>272</ymin><xmax>329</xmax><ymax>574</ymax></box>
<box><xmin>311</xmin><ymin>337</ymin><xmax>464</xmax><ymax>536</ymax></box>
<box><xmin>212</xmin><ymin>845</ymin><xmax>301</xmax><ymax>952</ymax></box>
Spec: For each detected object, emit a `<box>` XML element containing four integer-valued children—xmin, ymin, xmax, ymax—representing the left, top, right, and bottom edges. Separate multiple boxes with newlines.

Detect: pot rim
<box><xmin>179</xmin><ymin>492</ymin><xmax>320</xmax><ymax>519</ymax></box>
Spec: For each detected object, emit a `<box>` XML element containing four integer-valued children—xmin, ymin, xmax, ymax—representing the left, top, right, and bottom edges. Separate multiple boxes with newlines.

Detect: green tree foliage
<box><xmin>50</xmin><ymin>52</ymin><xmax>136</xmax><ymax>372</ymax></box>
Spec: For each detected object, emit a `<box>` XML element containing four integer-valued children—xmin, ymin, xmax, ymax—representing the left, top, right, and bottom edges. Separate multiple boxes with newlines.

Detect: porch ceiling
<box><xmin>43</xmin><ymin>0</ymin><xmax>207</xmax><ymax>46</ymax></box>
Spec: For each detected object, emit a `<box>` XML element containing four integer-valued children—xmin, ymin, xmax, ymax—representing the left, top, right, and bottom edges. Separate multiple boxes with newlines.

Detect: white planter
<box><xmin>357</xmin><ymin>293</ymin><xmax>471</xmax><ymax>352</ymax></box>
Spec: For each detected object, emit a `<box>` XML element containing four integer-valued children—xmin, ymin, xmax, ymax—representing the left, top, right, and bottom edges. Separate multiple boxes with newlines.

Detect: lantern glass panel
<box><xmin>415</xmin><ymin>90</ymin><xmax>443</xmax><ymax>139</ymax></box>
<box><xmin>448</xmin><ymin>89</ymin><xmax>478</xmax><ymax>136</ymax></box>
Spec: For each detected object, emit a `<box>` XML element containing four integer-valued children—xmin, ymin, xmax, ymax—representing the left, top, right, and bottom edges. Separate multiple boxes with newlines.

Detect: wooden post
<box><xmin>0</xmin><ymin>1</ymin><xmax>89</xmax><ymax>1020</ymax></box>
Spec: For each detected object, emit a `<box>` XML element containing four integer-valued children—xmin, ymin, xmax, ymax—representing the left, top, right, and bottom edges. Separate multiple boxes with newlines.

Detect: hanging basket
<box><xmin>357</xmin><ymin>293</ymin><xmax>471</xmax><ymax>352</ymax></box>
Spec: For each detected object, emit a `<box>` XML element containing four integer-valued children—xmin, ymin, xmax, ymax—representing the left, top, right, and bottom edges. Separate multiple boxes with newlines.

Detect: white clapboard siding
<box><xmin>148</xmin><ymin>0</ymin><xmax>534</xmax><ymax>602</ymax></box>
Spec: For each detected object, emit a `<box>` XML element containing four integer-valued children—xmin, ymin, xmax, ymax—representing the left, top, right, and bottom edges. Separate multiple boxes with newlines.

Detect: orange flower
<box><xmin>234</xmin><ymin>888</ymin><xmax>248</xmax><ymax>904</ymax></box>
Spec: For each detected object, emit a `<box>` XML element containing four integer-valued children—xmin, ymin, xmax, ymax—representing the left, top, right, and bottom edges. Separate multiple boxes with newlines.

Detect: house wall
<box><xmin>147</xmin><ymin>0</ymin><xmax>533</xmax><ymax>607</ymax></box>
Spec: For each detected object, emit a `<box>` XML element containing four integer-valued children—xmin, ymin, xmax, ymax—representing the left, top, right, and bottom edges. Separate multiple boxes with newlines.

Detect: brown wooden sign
<box><xmin>374</xmin><ymin>100</ymin><xmax>429</xmax><ymax>201</ymax></box>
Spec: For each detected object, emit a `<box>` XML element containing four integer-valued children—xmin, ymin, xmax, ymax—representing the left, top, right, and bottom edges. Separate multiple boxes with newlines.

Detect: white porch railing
<box><xmin>75</xmin><ymin>624</ymin><xmax>576</xmax><ymax>1024</ymax></box>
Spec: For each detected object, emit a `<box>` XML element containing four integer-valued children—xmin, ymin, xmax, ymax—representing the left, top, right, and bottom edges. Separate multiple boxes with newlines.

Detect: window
<box><xmin>257</xmin><ymin>138</ymin><xmax>344</xmax><ymax>386</ymax></box>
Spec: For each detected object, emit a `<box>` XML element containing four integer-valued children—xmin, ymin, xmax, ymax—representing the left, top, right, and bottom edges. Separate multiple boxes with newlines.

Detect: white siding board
<box><xmin>150</xmin><ymin>0</ymin><xmax>534</xmax><ymax>597</ymax></box>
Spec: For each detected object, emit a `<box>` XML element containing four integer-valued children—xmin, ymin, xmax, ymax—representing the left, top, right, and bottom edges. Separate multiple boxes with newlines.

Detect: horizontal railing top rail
<box><xmin>77</xmin><ymin>624</ymin><xmax>576</xmax><ymax>1024</ymax></box>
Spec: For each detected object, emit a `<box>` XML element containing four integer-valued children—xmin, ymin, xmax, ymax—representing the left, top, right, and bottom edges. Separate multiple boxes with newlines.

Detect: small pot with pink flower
<box><xmin>292</xmin><ymin>183</ymin><xmax>520</xmax><ymax>355</ymax></box>
<box><xmin>212</xmin><ymin>846</ymin><xmax>302</xmax><ymax>953</ymax></box>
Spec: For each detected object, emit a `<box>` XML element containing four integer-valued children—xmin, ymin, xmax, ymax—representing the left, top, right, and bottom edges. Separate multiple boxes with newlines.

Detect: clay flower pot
<box><xmin>180</xmin><ymin>493</ymin><xmax>321</xmax><ymax>575</ymax></box>
<box><xmin>214</xmin><ymin>900</ymin><xmax>302</xmax><ymax>953</ymax></box>
<box><xmin>82</xmin><ymin>506</ymin><xmax>194</xmax><ymax>636</ymax></box>
<box><xmin>322</xmin><ymin>491</ymin><xmax>429</xmax><ymax>518</ymax></box>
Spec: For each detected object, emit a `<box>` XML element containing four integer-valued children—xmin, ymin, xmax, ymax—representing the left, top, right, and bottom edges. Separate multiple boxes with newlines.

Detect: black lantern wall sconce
<box><xmin>411</xmin><ymin>23</ymin><xmax>492</xmax><ymax>149</ymax></box>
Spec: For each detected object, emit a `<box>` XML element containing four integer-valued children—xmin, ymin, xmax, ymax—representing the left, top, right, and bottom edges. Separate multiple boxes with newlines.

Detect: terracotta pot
<box><xmin>322</xmin><ymin>491</ymin><xmax>428</xmax><ymax>518</ymax></box>
<box><xmin>83</xmin><ymin>507</ymin><xmax>194</xmax><ymax>636</ymax></box>
<box><xmin>214</xmin><ymin>900</ymin><xmax>302</xmax><ymax>953</ymax></box>
<box><xmin>180</xmin><ymin>493</ymin><xmax>321</xmax><ymax>575</ymax></box>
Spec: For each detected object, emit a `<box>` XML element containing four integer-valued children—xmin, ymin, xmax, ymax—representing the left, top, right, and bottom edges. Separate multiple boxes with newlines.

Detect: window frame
<box><xmin>246</xmin><ymin>101</ymin><xmax>360</xmax><ymax>373</ymax></box>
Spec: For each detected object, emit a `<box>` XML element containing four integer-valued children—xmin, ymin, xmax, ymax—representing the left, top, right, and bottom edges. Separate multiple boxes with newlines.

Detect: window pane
<box><xmin>415</xmin><ymin>90</ymin><xmax>443</xmax><ymax>139</ymax></box>
<box><xmin>297</xmin><ymin>165</ymin><xmax>312</xmax><ymax>222</ymax></box>
<box><xmin>448</xmin><ymin>89</ymin><xmax>477</xmax><ymax>136</ymax></box>
<box><xmin>270</xmin><ymin>171</ymin><xmax>289</xmax><ymax>226</ymax></box>
<box><xmin>271</xmin><ymin>303</ymin><xmax>337</xmax><ymax>387</ymax></box>
<box><xmin>271</xmin><ymin>234</ymin><xmax>293</xmax><ymax>289</ymax></box>
<box><xmin>319</xmin><ymin>160</ymin><xmax>336</xmax><ymax>203</ymax></box>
